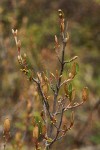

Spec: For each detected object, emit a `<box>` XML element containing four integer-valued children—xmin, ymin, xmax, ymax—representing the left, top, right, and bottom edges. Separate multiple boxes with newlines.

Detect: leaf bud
<box><xmin>4</xmin><ymin>118</ymin><xmax>10</xmax><ymax>133</ymax></box>
<box><xmin>33</xmin><ymin>125</ymin><xmax>39</xmax><ymax>139</ymax></box>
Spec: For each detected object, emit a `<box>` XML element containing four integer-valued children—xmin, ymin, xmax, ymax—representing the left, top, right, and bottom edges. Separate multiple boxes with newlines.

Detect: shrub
<box><xmin>11</xmin><ymin>9</ymin><xmax>88</xmax><ymax>150</ymax></box>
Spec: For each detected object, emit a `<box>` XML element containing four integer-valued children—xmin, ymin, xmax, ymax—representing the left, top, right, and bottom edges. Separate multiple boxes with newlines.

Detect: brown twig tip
<box><xmin>58</xmin><ymin>9</ymin><xmax>64</xmax><ymax>18</ymax></box>
<box><xmin>12</xmin><ymin>29</ymin><xmax>18</xmax><ymax>36</ymax></box>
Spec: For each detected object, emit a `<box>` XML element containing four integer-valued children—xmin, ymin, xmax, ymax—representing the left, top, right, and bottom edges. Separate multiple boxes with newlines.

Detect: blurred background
<box><xmin>0</xmin><ymin>0</ymin><xmax>100</xmax><ymax>149</ymax></box>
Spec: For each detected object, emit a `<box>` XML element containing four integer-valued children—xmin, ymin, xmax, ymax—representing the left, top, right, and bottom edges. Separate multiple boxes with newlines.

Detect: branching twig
<box><xmin>55</xmin><ymin>101</ymin><xmax>84</xmax><ymax>115</ymax></box>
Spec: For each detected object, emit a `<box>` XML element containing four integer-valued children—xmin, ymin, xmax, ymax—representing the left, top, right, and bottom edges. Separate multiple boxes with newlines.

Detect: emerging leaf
<box><xmin>68</xmin><ymin>83</ymin><xmax>72</xmax><ymax>93</ymax></box>
<box><xmin>68</xmin><ymin>83</ymin><xmax>73</xmax><ymax>102</ymax></box>
<box><xmin>76</xmin><ymin>62</ymin><xmax>79</xmax><ymax>74</ymax></box>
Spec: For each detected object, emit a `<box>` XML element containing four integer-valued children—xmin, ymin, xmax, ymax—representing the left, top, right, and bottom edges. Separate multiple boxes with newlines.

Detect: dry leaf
<box><xmin>82</xmin><ymin>87</ymin><xmax>88</xmax><ymax>101</ymax></box>
<box><xmin>33</xmin><ymin>125</ymin><xmax>39</xmax><ymax>139</ymax></box>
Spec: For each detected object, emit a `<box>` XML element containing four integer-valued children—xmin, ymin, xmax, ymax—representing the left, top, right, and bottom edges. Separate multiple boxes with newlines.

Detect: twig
<box><xmin>60</xmin><ymin>78</ymin><xmax>72</xmax><ymax>87</ymax></box>
<box><xmin>55</xmin><ymin>101</ymin><xmax>84</xmax><ymax>115</ymax></box>
<box><xmin>56</xmin><ymin>54</ymin><xmax>62</xmax><ymax>64</ymax></box>
<box><xmin>64</xmin><ymin>56</ymin><xmax>78</xmax><ymax>64</ymax></box>
<box><xmin>52</xmin><ymin>33</ymin><xmax>67</xmax><ymax>114</ymax></box>
<box><xmin>37</xmin><ymin>82</ymin><xmax>52</xmax><ymax>119</ymax></box>
<box><xmin>49</xmin><ymin>20</ymin><xmax>68</xmax><ymax>138</ymax></box>
<box><xmin>49</xmin><ymin>84</ymin><xmax>55</xmax><ymax>93</ymax></box>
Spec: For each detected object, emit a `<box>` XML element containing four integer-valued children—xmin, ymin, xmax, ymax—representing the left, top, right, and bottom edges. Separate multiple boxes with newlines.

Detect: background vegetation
<box><xmin>0</xmin><ymin>0</ymin><xmax>100</xmax><ymax>149</ymax></box>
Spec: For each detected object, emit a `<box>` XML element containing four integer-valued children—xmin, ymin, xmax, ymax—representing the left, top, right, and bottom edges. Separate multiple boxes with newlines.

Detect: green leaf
<box><xmin>47</xmin><ymin>138</ymin><xmax>53</xmax><ymax>143</ymax></box>
<box><xmin>68</xmin><ymin>83</ymin><xmax>72</xmax><ymax>93</ymax></box>
<box><xmin>27</xmin><ymin>69</ymin><xmax>31</xmax><ymax>78</ymax></box>
<box><xmin>68</xmin><ymin>83</ymin><xmax>73</xmax><ymax>102</ymax></box>
<box><xmin>76</xmin><ymin>63</ymin><xmax>79</xmax><ymax>74</ymax></box>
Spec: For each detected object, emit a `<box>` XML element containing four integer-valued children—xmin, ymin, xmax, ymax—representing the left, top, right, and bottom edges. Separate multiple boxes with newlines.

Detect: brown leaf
<box><xmin>40</xmin><ymin>111</ymin><xmax>45</xmax><ymax>120</ymax></box>
<box><xmin>27</xmin><ymin>100</ymin><xmax>32</xmax><ymax>113</ymax></box>
<box><xmin>70</xmin><ymin>62</ymin><xmax>76</xmax><ymax>79</ymax></box>
<box><xmin>15</xmin><ymin>132</ymin><xmax>22</xmax><ymax>143</ymax></box>
<box><xmin>42</xmin><ymin>125</ymin><xmax>47</xmax><ymax>136</ymax></box>
<box><xmin>71</xmin><ymin>89</ymin><xmax>76</xmax><ymax>101</ymax></box>
<box><xmin>82</xmin><ymin>87</ymin><xmax>88</xmax><ymax>101</ymax></box>
<box><xmin>33</xmin><ymin>125</ymin><xmax>39</xmax><ymax>139</ymax></box>
<box><xmin>42</xmin><ymin>84</ymin><xmax>48</xmax><ymax>95</ymax></box>
<box><xmin>70</xmin><ymin>111</ymin><xmax>74</xmax><ymax>127</ymax></box>
<box><xmin>32</xmin><ymin>116</ymin><xmax>36</xmax><ymax>126</ymax></box>
<box><xmin>64</xmin><ymin>84</ymin><xmax>69</xmax><ymax>97</ymax></box>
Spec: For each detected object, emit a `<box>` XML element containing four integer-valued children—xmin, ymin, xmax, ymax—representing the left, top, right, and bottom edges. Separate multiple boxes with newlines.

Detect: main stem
<box><xmin>49</xmin><ymin>41</ymin><xmax>66</xmax><ymax>138</ymax></box>
<box><xmin>53</xmin><ymin>42</ymin><xmax>66</xmax><ymax>114</ymax></box>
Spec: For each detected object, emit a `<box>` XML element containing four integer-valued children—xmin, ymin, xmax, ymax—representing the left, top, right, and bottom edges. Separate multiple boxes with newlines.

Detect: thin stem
<box><xmin>43</xmin><ymin>103</ymin><xmax>48</xmax><ymax>148</ymax></box>
<box><xmin>3</xmin><ymin>141</ymin><xmax>6</xmax><ymax>150</ymax></box>
<box><xmin>49</xmin><ymin>108</ymin><xmax>64</xmax><ymax>148</ymax></box>
<box><xmin>49</xmin><ymin>20</ymin><xmax>68</xmax><ymax>138</ymax></box>
<box><xmin>49</xmin><ymin>42</ymin><xmax>66</xmax><ymax>137</ymax></box>
<box><xmin>64</xmin><ymin>56</ymin><xmax>78</xmax><ymax>64</ymax></box>
<box><xmin>60</xmin><ymin>78</ymin><xmax>72</xmax><ymax>87</ymax></box>
<box><xmin>53</xmin><ymin>42</ymin><xmax>66</xmax><ymax>114</ymax></box>
<box><xmin>37</xmin><ymin>82</ymin><xmax>52</xmax><ymax>120</ymax></box>
<box><xmin>55</xmin><ymin>101</ymin><xmax>84</xmax><ymax>115</ymax></box>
